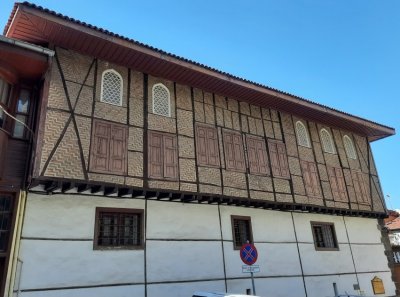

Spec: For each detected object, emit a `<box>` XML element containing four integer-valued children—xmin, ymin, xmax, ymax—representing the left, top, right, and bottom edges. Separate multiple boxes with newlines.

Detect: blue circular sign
<box><xmin>240</xmin><ymin>243</ymin><xmax>258</xmax><ymax>265</ymax></box>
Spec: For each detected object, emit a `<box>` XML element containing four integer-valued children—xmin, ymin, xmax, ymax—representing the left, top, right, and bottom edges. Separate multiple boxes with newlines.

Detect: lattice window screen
<box><xmin>295</xmin><ymin>121</ymin><xmax>311</xmax><ymax>147</ymax></box>
<box><xmin>343</xmin><ymin>135</ymin><xmax>357</xmax><ymax>159</ymax></box>
<box><xmin>320</xmin><ymin>129</ymin><xmax>335</xmax><ymax>153</ymax></box>
<box><xmin>152</xmin><ymin>84</ymin><xmax>170</xmax><ymax>117</ymax></box>
<box><xmin>101</xmin><ymin>70</ymin><xmax>122</xmax><ymax>106</ymax></box>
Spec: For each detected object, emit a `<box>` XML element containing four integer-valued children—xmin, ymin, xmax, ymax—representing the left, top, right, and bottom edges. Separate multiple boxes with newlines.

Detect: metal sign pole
<box><xmin>251</xmin><ymin>271</ymin><xmax>256</xmax><ymax>295</ymax></box>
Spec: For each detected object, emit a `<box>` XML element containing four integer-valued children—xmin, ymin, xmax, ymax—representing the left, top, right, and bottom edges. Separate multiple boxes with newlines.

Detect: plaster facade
<box><xmin>16</xmin><ymin>193</ymin><xmax>395</xmax><ymax>297</ymax></box>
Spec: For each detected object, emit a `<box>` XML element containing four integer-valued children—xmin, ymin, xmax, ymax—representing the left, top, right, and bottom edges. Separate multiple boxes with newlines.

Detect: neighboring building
<box><xmin>0</xmin><ymin>2</ymin><xmax>397</xmax><ymax>297</ymax></box>
<box><xmin>385</xmin><ymin>210</ymin><xmax>400</xmax><ymax>293</ymax></box>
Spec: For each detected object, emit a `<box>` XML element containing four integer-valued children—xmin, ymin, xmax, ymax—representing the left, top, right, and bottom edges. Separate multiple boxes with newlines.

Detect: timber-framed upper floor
<box><xmin>2</xmin><ymin>2</ymin><xmax>396</xmax><ymax>218</ymax></box>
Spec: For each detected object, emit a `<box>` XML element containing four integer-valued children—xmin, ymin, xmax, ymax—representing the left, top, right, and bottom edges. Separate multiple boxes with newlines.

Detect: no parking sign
<box><xmin>240</xmin><ymin>243</ymin><xmax>258</xmax><ymax>265</ymax></box>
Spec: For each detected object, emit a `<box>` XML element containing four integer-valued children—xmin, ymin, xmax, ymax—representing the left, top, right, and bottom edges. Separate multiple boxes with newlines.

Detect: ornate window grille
<box><xmin>343</xmin><ymin>135</ymin><xmax>357</xmax><ymax>159</ymax></box>
<box><xmin>295</xmin><ymin>121</ymin><xmax>311</xmax><ymax>147</ymax></box>
<box><xmin>152</xmin><ymin>83</ymin><xmax>170</xmax><ymax>117</ymax></box>
<box><xmin>101</xmin><ymin>70</ymin><xmax>123</xmax><ymax>106</ymax></box>
<box><xmin>320</xmin><ymin>129</ymin><xmax>336</xmax><ymax>154</ymax></box>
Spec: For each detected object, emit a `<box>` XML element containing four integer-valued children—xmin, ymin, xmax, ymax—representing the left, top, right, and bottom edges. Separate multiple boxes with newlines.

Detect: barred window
<box><xmin>231</xmin><ymin>216</ymin><xmax>253</xmax><ymax>250</ymax></box>
<box><xmin>152</xmin><ymin>83</ymin><xmax>170</xmax><ymax>117</ymax></box>
<box><xmin>94</xmin><ymin>208</ymin><xmax>143</xmax><ymax>249</ymax></box>
<box><xmin>320</xmin><ymin>129</ymin><xmax>336</xmax><ymax>154</ymax></box>
<box><xmin>295</xmin><ymin>121</ymin><xmax>311</xmax><ymax>147</ymax></box>
<box><xmin>101</xmin><ymin>70</ymin><xmax>123</xmax><ymax>106</ymax></box>
<box><xmin>343</xmin><ymin>135</ymin><xmax>357</xmax><ymax>159</ymax></box>
<box><xmin>311</xmin><ymin>222</ymin><xmax>338</xmax><ymax>250</ymax></box>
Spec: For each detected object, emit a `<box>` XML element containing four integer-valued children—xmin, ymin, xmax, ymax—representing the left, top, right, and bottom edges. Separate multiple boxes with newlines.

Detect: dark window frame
<box><xmin>0</xmin><ymin>77</ymin><xmax>12</xmax><ymax>131</ymax></box>
<box><xmin>93</xmin><ymin>207</ymin><xmax>144</xmax><ymax>250</ymax></box>
<box><xmin>0</xmin><ymin>77</ymin><xmax>35</xmax><ymax>140</ymax></box>
<box><xmin>231</xmin><ymin>215</ymin><xmax>253</xmax><ymax>250</ymax></box>
<box><xmin>12</xmin><ymin>87</ymin><xmax>33</xmax><ymax>139</ymax></box>
<box><xmin>310</xmin><ymin>221</ymin><xmax>339</xmax><ymax>251</ymax></box>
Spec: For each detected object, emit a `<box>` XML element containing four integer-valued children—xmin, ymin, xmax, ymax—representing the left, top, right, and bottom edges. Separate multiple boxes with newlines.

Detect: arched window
<box><xmin>101</xmin><ymin>69</ymin><xmax>123</xmax><ymax>106</ymax></box>
<box><xmin>343</xmin><ymin>135</ymin><xmax>357</xmax><ymax>159</ymax></box>
<box><xmin>320</xmin><ymin>129</ymin><xmax>335</xmax><ymax>154</ymax></box>
<box><xmin>295</xmin><ymin>121</ymin><xmax>311</xmax><ymax>147</ymax></box>
<box><xmin>152</xmin><ymin>83</ymin><xmax>170</xmax><ymax>117</ymax></box>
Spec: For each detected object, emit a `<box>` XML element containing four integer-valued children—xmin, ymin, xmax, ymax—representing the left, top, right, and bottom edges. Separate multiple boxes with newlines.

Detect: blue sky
<box><xmin>1</xmin><ymin>1</ymin><xmax>399</xmax><ymax>208</ymax></box>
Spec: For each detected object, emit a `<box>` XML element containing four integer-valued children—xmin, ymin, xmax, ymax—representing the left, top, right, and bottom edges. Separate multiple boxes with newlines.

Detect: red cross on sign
<box><xmin>240</xmin><ymin>243</ymin><xmax>258</xmax><ymax>265</ymax></box>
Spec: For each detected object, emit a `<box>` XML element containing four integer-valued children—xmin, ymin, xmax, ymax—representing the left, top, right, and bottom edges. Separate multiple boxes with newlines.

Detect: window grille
<box><xmin>152</xmin><ymin>84</ymin><xmax>170</xmax><ymax>117</ymax></box>
<box><xmin>101</xmin><ymin>70</ymin><xmax>123</xmax><ymax>106</ymax></box>
<box><xmin>343</xmin><ymin>135</ymin><xmax>357</xmax><ymax>159</ymax></box>
<box><xmin>311</xmin><ymin>222</ymin><xmax>338</xmax><ymax>250</ymax></box>
<box><xmin>295</xmin><ymin>121</ymin><xmax>311</xmax><ymax>147</ymax></box>
<box><xmin>94</xmin><ymin>208</ymin><xmax>143</xmax><ymax>249</ymax></box>
<box><xmin>320</xmin><ymin>129</ymin><xmax>336</xmax><ymax>154</ymax></box>
<box><xmin>231</xmin><ymin>216</ymin><xmax>253</xmax><ymax>249</ymax></box>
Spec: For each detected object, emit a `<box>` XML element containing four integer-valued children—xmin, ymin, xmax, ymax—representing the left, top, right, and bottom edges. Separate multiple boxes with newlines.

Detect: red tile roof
<box><xmin>3</xmin><ymin>2</ymin><xmax>395</xmax><ymax>141</ymax></box>
<box><xmin>386</xmin><ymin>218</ymin><xmax>400</xmax><ymax>230</ymax></box>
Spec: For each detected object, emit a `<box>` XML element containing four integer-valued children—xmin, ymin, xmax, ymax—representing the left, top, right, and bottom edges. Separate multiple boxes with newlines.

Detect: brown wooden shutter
<box><xmin>224</xmin><ymin>131</ymin><xmax>245</xmax><ymax>172</ymax></box>
<box><xmin>358</xmin><ymin>172</ymin><xmax>370</xmax><ymax>203</ymax></box>
<box><xmin>149</xmin><ymin>132</ymin><xmax>163</xmax><ymax>178</ymax></box>
<box><xmin>196</xmin><ymin>124</ymin><xmax>219</xmax><ymax>167</ymax></box>
<box><xmin>309</xmin><ymin>162</ymin><xmax>321</xmax><ymax>197</ymax></box>
<box><xmin>301</xmin><ymin>160</ymin><xmax>314</xmax><ymax>196</ymax></box>
<box><xmin>163</xmin><ymin>134</ymin><xmax>178</xmax><ymax>179</ymax></box>
<box><xmin>247</xmin><ymin>136</ymin><xmax>269</xmax><ymax>175</ymax></box>
<box><xmin>301</xmin><ymin>160</ymin><xmax>321</xmax><ymax>198</ymax></box>
<box><xmin>277</xmin><ymin>142</ymin><xmax>290</xmax><ymax>178</ymax></box>
<box><xmin>335</xmin><ymin>168</ymin><xmax>348</xmax><ymax>201</ymax></box>
<box><xmin>233</xmin><ymin>133</ymin><xmax>245</xmax><ymax>171</ymax></box>
<box><xmin>196</xmin><ymin>125</ymin><xmax>208</xmax><ymax>165</ymax></box>
<box><xmin>352</xmin><ymin>170</ymin><xmax>369</xmax><ymax>204</ymax></box>
<box><xmin>206</xmin><ymin>127</ymin><xmax>219</xmax><ymax>166</ymax></box>
<box><xmin>328</xmin><ymin>166</ymin><xmax>348</xmax><ymax>201</ymax></box>
<box><xmin>268</xmin><ymin>141</ymin><xmax>281</xmax><ymax>177</ymax></box>
<box><xmin>247</xmin><ymin>137</ymin><xmax>258</xmax><ymax>173</ymax></box>
<box><xmin>109</xmin><ymin>125</ymin><xmax>127</xmax><ymax>174</ymax></box>
<box><xmin>327</xmin><ymin>166</ymin><xmax>339</xmax><ymax>199</ymax></box>
<box><xmin>224</xmin><ymin>132</ymin><xmax>236</xmax><ymax>170</ymax></box>
<box><xmin>91</xmin><ymin>120</ymin><xmax>111</xmax><ymax>172</ymax></box>
<box><xmin>256</xmin><ymin>139</ymin><xmax>269</xmax><ymax>174</ymax></box>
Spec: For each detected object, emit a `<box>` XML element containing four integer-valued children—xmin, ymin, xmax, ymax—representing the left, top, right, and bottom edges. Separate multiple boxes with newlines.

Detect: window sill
<box><xmin>93</xmin><ymin>245</ymin><xmax>144</xmax><ymax>251</ymax></box>
<box><xmin>314</xmin><ymin>247</ymin><xmax>340</xmax><ymax>252</ymax></box>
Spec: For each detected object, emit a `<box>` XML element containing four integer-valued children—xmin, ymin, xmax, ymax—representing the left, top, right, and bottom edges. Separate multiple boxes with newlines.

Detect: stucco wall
<box><xmin>16</xmin><ymin>193</ymin><xmax>395</xmax><ymax>297</ymax></box>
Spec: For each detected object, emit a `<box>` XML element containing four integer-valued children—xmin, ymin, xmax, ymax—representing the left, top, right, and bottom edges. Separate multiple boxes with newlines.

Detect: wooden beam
<box><xmin>44</xmin><ymin>181</ymin><xmax>60</xmax><ymax>192</ymax></box>
<box><xmin>132</xmin><ymin>190</ymin><xmax>144</xmax><ymax>198</ymax></box>
<box><xmin>118</xmin><ymin>188</ymin><xmax>133</xmax><ymax>197</ymax></box>
<box><xmin>170</xmin><ymin>193</ymin><xmax>183</xmax><ymax>201</ymax></box>
<box><xmin>91</xmin><ymin>185</ymin><xmax>104</xmax><ymax>194</ymax></box>
<box><xmin>104</xmin><ymin>186</ymin><xmax>117</xmax><ymax>196</ymax></box>
<box><xmin>61</xmin><ymin>182</ymin><xmax>74</xmax><ymax>193</ymax></box>
<box><xmin>77</xmin><ymin>183</ymin><xmax>89</xmax><ymax>193</ymax></box>
<box><xmin>157</xmin><ymin>192</ymin><xmax>171</xmax><ymax>200</ymax></box>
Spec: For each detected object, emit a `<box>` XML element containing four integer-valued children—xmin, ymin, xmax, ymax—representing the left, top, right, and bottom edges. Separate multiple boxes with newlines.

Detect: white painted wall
<box><xmin>17</xmin><ymin>193</ymin><xmax>395</xmax><ymax>297</ymax></box>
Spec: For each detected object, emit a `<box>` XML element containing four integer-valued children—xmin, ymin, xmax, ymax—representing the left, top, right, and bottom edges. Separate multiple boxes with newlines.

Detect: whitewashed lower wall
<box><xmin>15</xmin><ymin>193</ymin><xmax>395</xmax><ymax>297</ymax></box>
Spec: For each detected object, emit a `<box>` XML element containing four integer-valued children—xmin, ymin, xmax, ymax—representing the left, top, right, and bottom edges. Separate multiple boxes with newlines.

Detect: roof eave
<box><xmin>5</xmin><ymin>2</ymin><xmax>396</xmax><ymax>140</ymax></box>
